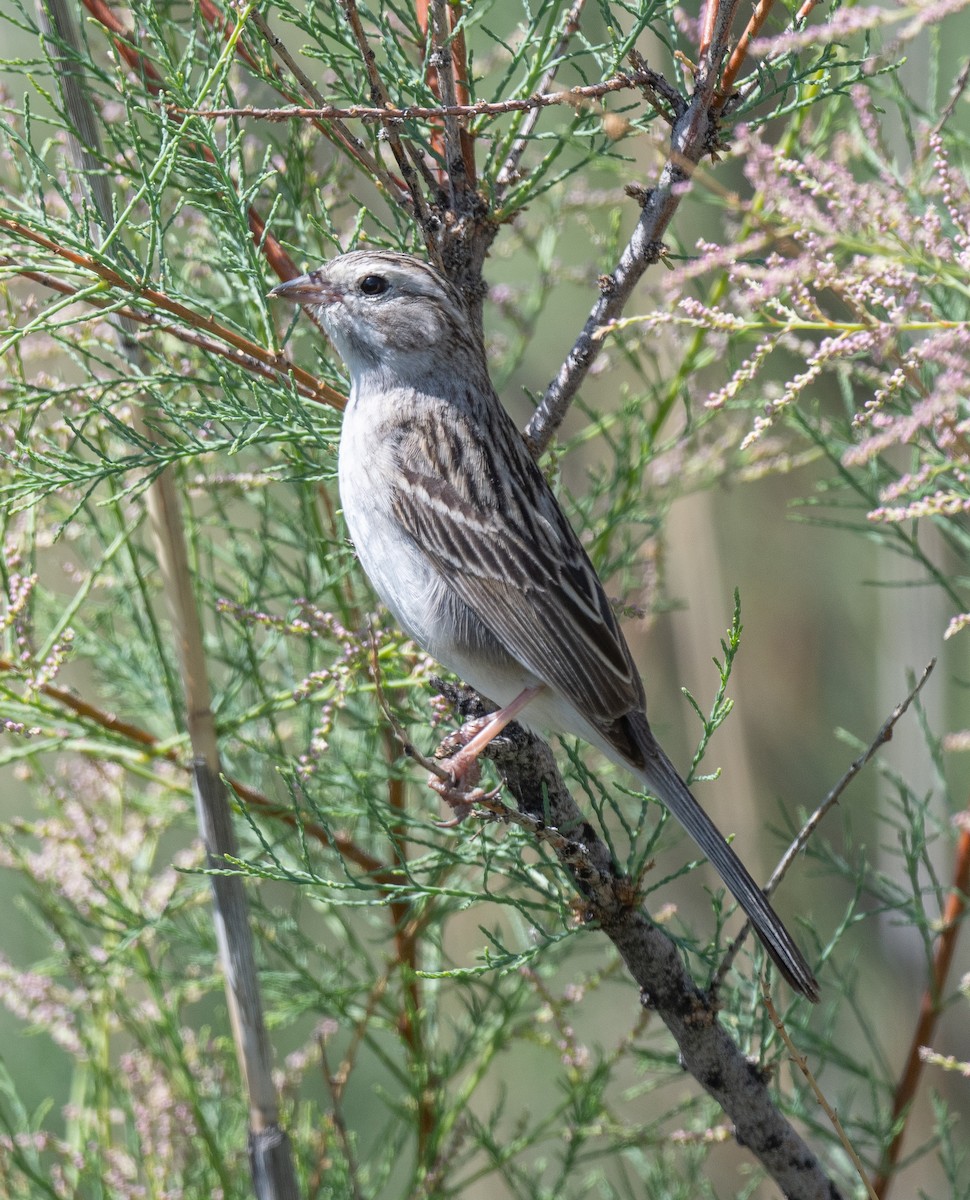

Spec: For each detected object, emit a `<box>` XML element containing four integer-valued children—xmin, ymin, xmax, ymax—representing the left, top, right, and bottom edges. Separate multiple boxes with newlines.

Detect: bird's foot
<box><xmin>429</xmin><ymin>716</ymin><xmax>501</xmax><ymax>825</ymax></box>
<box><xmin>426</xmin><ymin>686</ymin><xmax>546</xmax><ymax>824</ymax></box>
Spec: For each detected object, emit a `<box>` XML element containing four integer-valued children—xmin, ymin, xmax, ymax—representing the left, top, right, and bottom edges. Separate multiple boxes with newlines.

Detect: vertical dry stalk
<box><xmin>36</xmin><ymin>0</ymin><xmax>297</xmax><ymax>1193</ymax></box>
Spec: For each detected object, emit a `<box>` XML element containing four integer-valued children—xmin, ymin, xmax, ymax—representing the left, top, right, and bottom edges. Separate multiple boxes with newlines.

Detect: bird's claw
<box><xmin>429</xmin><ymin>720</ymin><xmax>502</xmax><ymax>825</ymax></box>
<box><xmin>428</xmin><ymin>755</ymin><xmax>485</xmax><ymax>825</ymax></box>
<box><xmin>429</xmin><ymin>778</ymin><xmax>505</xmax><ymax>826</ymax></box>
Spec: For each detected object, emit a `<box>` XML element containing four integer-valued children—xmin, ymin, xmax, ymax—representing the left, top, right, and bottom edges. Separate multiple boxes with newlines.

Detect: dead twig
<box><xmin>761</xmin><ymin>979</ymin><xmax>878</xmax><ymax>1200</ymax></box>
<box><xmin>714</xmin><ymin>661</ymin><xmax>936</xmax><ymax>991</ymax></box>
<box><xmin>524</xmin><ymin>0</ymin><xmax>745</xmax><ymax>454</ymax></box>
<box><xmin>176</xmin><ymin>70</ymin><xmax>672</xmax><ymax>124</ymax></box>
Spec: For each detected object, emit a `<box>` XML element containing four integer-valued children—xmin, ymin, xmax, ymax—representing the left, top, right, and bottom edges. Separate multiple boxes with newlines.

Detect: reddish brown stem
<box><xmin>79</xmin><ymin>0</ymin><xmax>298</xmax><ymax>283</ymax></box>
<box><xmin>1</xmin><ymin>221</ymin><xmax>343</xmax><ymax>408</ymax></box>
<box><xmin>795</xmin><ymin>0</ymin><xmax>823</xmax><ymax>23</ymax></box>
<box><xmin>417</xmin><ymin>0</ymin><xmax>476</xmax><ymax>186</ymax></box>
<box><xmin>445</xmin><ymin>5</ymin><xmax>476</xmax><ymax>184</ymax></box>
<box><xmin>3</xmin><ymin>260</ymin><xmax>338</xmax><ymax>406</ymax></box>
<box><xmin>415</xmin><ymin>0</ymin><xmax>445</xmax><ymax>171</ymax></box>
<box><xmin>873</xmin><ymin>815</ymin><xmax>970</xmax><ymax>1197</ymax></box>
<box><xmin>699</xmin><ymin>0</ymin><xmax>718</xmax><ymax>59</ymax></box>
<box><xmin>0</xmin><ymin>658</ymin><xmax>386</xmax><ymax>877</ymax></box>
<box><xmin>718</xmin><ymin>0</ymin><xmax>776</xmax><ymax>99</ymax></box>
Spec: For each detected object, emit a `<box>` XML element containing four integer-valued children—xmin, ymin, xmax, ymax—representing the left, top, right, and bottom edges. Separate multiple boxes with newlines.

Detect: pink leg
<box><xmin>446</xmin><ymin>684</ymin><xmax>545</xmax><ymax>777</ymax></box>
<box><xmin>431</xmin><ymin>684</ymin><xmax>546</xmax><ymax>824</ymax></box>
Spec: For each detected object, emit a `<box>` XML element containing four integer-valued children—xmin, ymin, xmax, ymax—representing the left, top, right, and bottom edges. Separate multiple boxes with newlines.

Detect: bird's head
<box><xmin>270</xmin><ymin>250</ymin><xmax>474</xmax><ymax>381</ymax></box>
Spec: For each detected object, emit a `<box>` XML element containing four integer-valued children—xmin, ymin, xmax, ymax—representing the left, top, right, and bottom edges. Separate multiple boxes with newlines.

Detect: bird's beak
<box><xmin>269</xmin><ymin>271</ymin><xmax>337</xmax><ymax>304</ymax></box>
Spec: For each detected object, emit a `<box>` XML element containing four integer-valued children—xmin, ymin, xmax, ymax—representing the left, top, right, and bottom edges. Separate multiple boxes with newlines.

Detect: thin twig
<box><xmin>381</xmin><ymin>727</ymin><xmax>438</xmax><ymax>1160</ymax></box>
<box><xmin>413</xmin><ymin>0</ymin><xmax>445</xmax><ymax>173</ymax></box>
<box><xmin>874</xmin><ymin>756</ymin><xmax>970</xmax><ymax>1192</ymax></box>
<box><xmin>524</xmin><ymin>0</ymin><xmax>745</xmax><ymax>454</ymax></box>
<box><xmin>248</xmin><ymin>8</ymin><xmax>411</xmax><ymax>207</ymax></box>
<box><xmin>714</xmin><ymin>661</ymin><xmax>936</xmax><ymax>990</ymax></box>
<box><xmin>761</xmin><ymin>979</ymin><xmax>878</xmax><ymax>1200</ymax></box>
<box><xmin>369</xmin><ymin>645</ymin><xmax>465</xmax><ymax>791</ymax></box>
<box><xmin>770</xmin><ymin>660</ymin><xmax>935</xmax><ymax>894</ymax></box>
<box><xmin>315</xmin><ymin>1029</ymin><xmax>367</xmax><ymax>1200</ymax></box>
<box><xmin>0</xmin><ymin>656</ymin><xmax>388</xmax><ymax>877</ymax></box>
<box><xmin>250</xmin><ymin>7</ymin><xmax>316</xmax><ymax>94</ymax></box>
<box><xmin>337</xmin><ymin>0</ymin><xmax>439</xmax><ymax>252</ymax></box>
<box><xmin>495</xmin><ymin>0</ymin><xmax>588</xmax><ymax>192</ymax></box>
<box><xmin>178</xmin><ymin>71</ymin><xmax>669</xmax><ymax>124</ymax></box>
<box><xmin>427</xmin><ymin>0</ymin><xmax>476</xmax><ymax>188</ymax></box>
<box><xmin>0</xmin><ymin>221</ymin><xmax>276</xmax><ymax>355</ymax></box>
<box><xmin>699</xmin><ymin>0</ymin><xmax>718</xmax><ymax>60</ymax></box>
<box><xmin>331</xmin><ymin>967</ymin><xmax>392</xmax><ymax>1098</ymax></box>
<box><xmin>366</xmin><ymin>627</ymin><xmax>436</xmax><ymax>1151</ymax></box>
<box><xmin>78</xmin><ymin>0</ymin><xmax>298</xmax><ymax>286</ymax></box>
<box><xmin>794</xmin><ymin>0</ymin><xmax>824</xmax><ymax>22</ymax></box>
<box><xmin>366</xmin><ymin>636</ymin><xmax>463</xmax><ymax>1158</ymax></box>
<box><xmin>1</xmin><ymin>258</ymin><xmax>342</xmax><ymax>407</ymax></box>
<box><xmin>933</xmin><ymin>55</ymin><xmax>970</xmax><ymax>134</ymax></box>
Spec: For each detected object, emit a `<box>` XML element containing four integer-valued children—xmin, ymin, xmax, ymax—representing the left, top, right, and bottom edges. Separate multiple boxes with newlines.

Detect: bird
<box><xmin>271</xmin><ymin>249</ymin><xmax>819</xmax><ymax>1001</ymax></box>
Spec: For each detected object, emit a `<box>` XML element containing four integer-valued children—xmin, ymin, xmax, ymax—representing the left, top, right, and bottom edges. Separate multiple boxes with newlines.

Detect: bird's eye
<box><xmin>358</xmin><ymin>274</ymin><xmax>389</xmax><ymax>297</ymax></box>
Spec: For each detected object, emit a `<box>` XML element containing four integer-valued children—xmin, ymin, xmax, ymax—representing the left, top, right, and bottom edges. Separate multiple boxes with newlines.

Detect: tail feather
<box><xmin>639</xmin><ymin>742</ymin><xmax>819</xmax><ymax>1002</ymax></box>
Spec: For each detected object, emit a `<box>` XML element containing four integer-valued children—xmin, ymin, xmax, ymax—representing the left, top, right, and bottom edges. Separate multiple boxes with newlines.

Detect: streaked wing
<box><xmin>387</xmin><ymin>404</ymin><xmax>644</xmax><ymax>726</ymax></box>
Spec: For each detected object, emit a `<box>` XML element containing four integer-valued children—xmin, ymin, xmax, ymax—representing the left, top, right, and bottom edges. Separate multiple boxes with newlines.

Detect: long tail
<box><xmin>639</xmin><ymin>740</ymin><xmax>819</xmax><ymax>1001</ymax></box>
